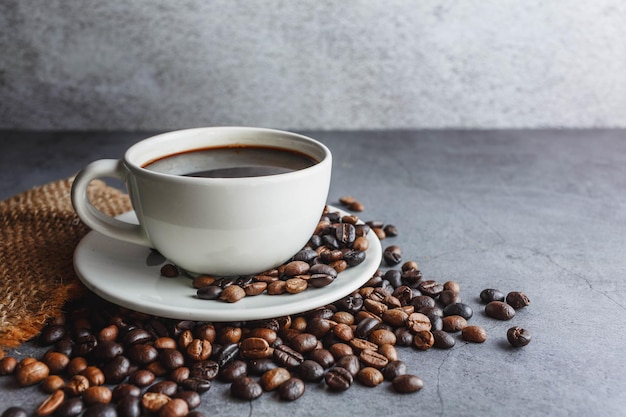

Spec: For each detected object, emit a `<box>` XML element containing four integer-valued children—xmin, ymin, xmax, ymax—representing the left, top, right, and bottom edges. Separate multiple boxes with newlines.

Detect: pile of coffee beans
<box><xmin>1</xmin><ymin>199</ymin><xmax>531</xmax><ymax>417</ymax></box>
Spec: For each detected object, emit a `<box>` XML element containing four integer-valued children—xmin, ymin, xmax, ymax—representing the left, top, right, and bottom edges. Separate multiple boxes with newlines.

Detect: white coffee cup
<box><xmin>71</xmin><ymin>127</ymin><xmax>332</xmax><ymax>276</ymax></box>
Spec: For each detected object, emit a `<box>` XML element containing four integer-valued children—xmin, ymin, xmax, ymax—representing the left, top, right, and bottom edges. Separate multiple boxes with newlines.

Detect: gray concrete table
<box><xmin>1</xmin><ymin>129</ymin><xmax>625</xmax><ymax>416</ymax></box>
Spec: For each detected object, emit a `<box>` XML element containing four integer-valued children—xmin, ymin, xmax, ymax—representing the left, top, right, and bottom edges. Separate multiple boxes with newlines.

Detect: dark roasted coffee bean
<box><xmin>384</xmin><ymin>270</ymin><xmax>403</xmax><ymax>289</ymax></box>
<box><xmin>82</xmin><ymin>386</ymin><xmax>113</xmax><ymax>405</ymax></box>
<box><xmin>190</xmin><ymin>360</ymin><xmax>219</xmax><ymax>380</ymax></box>
<box><xmin>129</xmin><ymin>369</ymin><xmax>155</xmax><ymax>387</ymax></box>
<box><xmin>291</xmin><ymin>333</ymin><xmax>318</xmax><ymax>353</ymax></box>
<box><xmin>432</xmin><ymin>330</ymin><xmax>455</xmax><ymax>349</ymax></box>
<box><xmin>443</xmin><ymin>303</ymin><xmax>473</xmax><ymax>320</ymax></box>
<box><xmin>181</xmin><ymin>377</ymin><xmax>212</xmax><ymax>393</ymax></box>
<box><xmin>169</xmin><ymin>367</ymin><xmax>190</xmax><ymax>384</ymax></box>
<box><xmin>335</xmin><ymin>223</ymin><xmax>356</xmax><ymax>246</ymax></box>
<box><xmin>94</xmin><ymin>341</ymin><xmax>123</xmax><ymax>360</ymax></box>
<box><xmin>382</xmin><ymin>360</ymin><xmax>407</xmax><ymax>381</ymax></box>
<box><xmin>406</xmin><ymin>312</ymin><xmax>431</xmax><ymax>333</ymax></box>
<box><xmin>439</xmin><ymin>290</ymin><xmax>461</xmax><ymax>306</ymax></box>
<box><xmin>359</xmin><ymin>349</ymin><xmax>389</xmax><ymax>369</ymax></box>
<box><xmin>127</xmin><ymin>344</ymin><xmax>158</xmax><ymax>365</ymax></box>
<box><xmin>160</xmin><ymin>264</ymin><xmax>179</xmax><ymax>278</ymax></box>
<box><xmin>230</xmin><ymin>376</ymin><xmax>263</xmax><ymax>400</ymax></box>
<box><xmin>392</xmin><ymin>374</ymin><xmax>424</xmax><ymax>393</ymax></box>
<box><xmin>219</xmin><ymin>360</ymin><xmax>247</xmax><ymax>382</ymax></box>
<box><xmin>383</xmin><ymin>245</ymin><xmax>402</xmax><ymax>266</ymax></box>
<box><xmin>174</xmin><ymin>391</ymin><xmax>201</xmax><ymax>410</ymax></box>
<box><xmin>111</xmin><ymin>384</ymin><xmax>141</xmax><ymax>402</ymax></box>
<box><xmin>147</xmin><ymin>380</ymin><xmax>178</xmax><ymax>396</ymax></box>
<box><xmin>83</xmin><ymin>403</ymin><xmax>116</xmax><ymax>417</ymax></box>
<box><xmin>336</xmin><ymin>293</ymin><xmax>364</xmax><ymax>313</ymax></box>
<box><xmin>57</xmin><ymin>397</ymin><xmax>85</xmax><ymax>417</ymax></box>
<box><xmin>278</xmin><ymin>378</ymin><xmax>305</xmax><ymax>401</ymax></box>
<box><xmin>293</xmin><ymin>248</ymin><xmax>318</xmax><ymax>262</ymax></box>
<box><xmin>343</xmin><ymin>250</ymin><xmax>366</xmax><ymax>266</ymax></box>
<box><xmin>335</xmin><ymin>354</ymin><xmax>360</xmax><ymax>377</ymax></box>
<box><xmin>102</xmin><ymin>356</ymin><xmax>130</xmax><ymax>384</ymax></box>
<box><xmin>1</xmin><ymin>408</ymin><xmax>27</xmax><ymax>417</ymax></box>
<box><xmin>160</xmin><ymin>349</ymin><xmax>185</xmax><ymax>370</ymax></box>
<box><xmin>480</xmin><ymin>288</ymin><xmax>505</xmax><ymax>303</ymax></box>
<box><xmin>325</xmin><ymin>366</ymin><xmax>353</xmax><ymax>391</ymax></box>
<box><xmin>354</xmin><ymin>317</ymin><xmax>380</xmax><ymax>339</ymax></box>
<box><xmin>273</xmin><ymin>345</ymin><xmax>304</xmax><ymax>368</ymax></box>
<box><xmin>41</xmin><ymin>351</ymin><xmax>70</xmax><ymax>374</ymax></box>
<box><xmin>307</xmin><ymin>349</ymin><xmax>335</xmax><ymax>369</ymax></box>
<box><xmin>506</xmin><ymin>292</ymin><xmax>531</xmax><ymax>309</ymax></box>
<box><xmin>196</xmin><ymin>286</ymin><xmax>223</xmax><ymax>300</ymax></box>
<box><xmin>401</xmin><ymin>269</ymin><xmax>423</xmax><ymax>287</ymax></box>
<box><xmin>417</xmin><ymin>280</ymin><xmax>443</xmax><ymax>297</ymax></box>
<box><xmin>240</xmin><ymin>337</ymin><xmax>272</xmax><ymax>359</ymax></box>
<box><xmin>159</xmin><ymin>398</ymin><xmax>188</xmax><ymax>417</ymax></box>
<box><xmin>411</xmin><ymin>295</ymin><xmax>435</xmax><ymax>310</ymax></box>
<box><xmin>141</xmin><ymin>392</ymin><xmax>169</xmax><ymax>414</ymax></box>
<box><xmin>296</xmin><ymin>360</ymin><xmax>324</xmax><ymax>382</ymax></box>
<box><xmin>116</xmin><ymin>396</ymin><xmax>140</xmax><ymax>417</ymax></box>
<box><xmin>38</xmin><ymin>325</ymin><xmax>67</xmax><ymax>346</ymax></box>
<box><xmin>394</xmin><ymin>327</ymin><xmax>414</xmax><ymax>346</ymax></box>
<box><xmin>53</xmin><ymin>339</ymin><xmax>74</xmax><ymax>357</ymax></box>
<box><xmin>462</xmin><ymin>326</ymin><xmax>487</xmax><ymax>343</ymax></box>
<box><xmin>124</xmin><ymin>329</ymin><xmax>153</xmax><ymax>346</ymax></box>
<box><xmin>213</xmin><ymin>343</ymin><xmax>240</xmax><ymax>367</ymax></box>
<box><xmin>247</xmin><ymin>358</ymin><xmax>278</xmax><ymax>375</ymax></box>
<box><xmin>383</xmin><ymin>224</ymin><xmax>398</xmax><ymax>237</ymax></box>
<box><xmin>507</xmin><ymin>326</ymin><xmax>531</xmax><ymax>347</ymax></box>
<box><xmin>485</xmin><ymin>301</ymin><xmax>516</xmax><ymax>320</ymax></box>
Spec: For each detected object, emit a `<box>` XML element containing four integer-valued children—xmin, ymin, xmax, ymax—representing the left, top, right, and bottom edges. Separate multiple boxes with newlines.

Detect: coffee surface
<box><xmin>143</xmin><ymin>145</ymin><xmax>316</xmax><ymax>178</ymax></box>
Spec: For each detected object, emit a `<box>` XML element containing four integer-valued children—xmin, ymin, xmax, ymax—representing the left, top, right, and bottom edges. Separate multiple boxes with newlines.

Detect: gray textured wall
<box><xmin>1</xmin><ymin>0</ymin><xmax>625</xmax><ymax>131</ymax></box>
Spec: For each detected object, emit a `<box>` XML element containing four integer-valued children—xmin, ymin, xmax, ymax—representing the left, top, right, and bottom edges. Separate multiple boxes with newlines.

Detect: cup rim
<box><xmin>124</xmin><ymin>126</ymin><xmax>332</xmax><ymax>182</ymax></box>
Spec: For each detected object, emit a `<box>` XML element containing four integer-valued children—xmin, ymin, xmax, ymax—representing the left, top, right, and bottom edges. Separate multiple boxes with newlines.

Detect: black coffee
<box><xmin>142</xmin><ymin>145</ymin><xmax>317</xmax><ymax>178</ymax></box>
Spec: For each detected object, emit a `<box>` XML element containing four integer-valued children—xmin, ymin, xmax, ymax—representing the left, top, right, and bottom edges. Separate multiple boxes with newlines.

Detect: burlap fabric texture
<box><xmin>0</xmin><ymin>178</ymin><xmax>132</xmax><ymax>354</ymax></box>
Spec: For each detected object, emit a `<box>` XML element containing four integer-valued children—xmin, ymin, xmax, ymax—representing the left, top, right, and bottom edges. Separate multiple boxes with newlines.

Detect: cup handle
<box><xmin>71</xmin><ymin>159</ymin><xmax>150</xmax><ymax>247</ymax></box>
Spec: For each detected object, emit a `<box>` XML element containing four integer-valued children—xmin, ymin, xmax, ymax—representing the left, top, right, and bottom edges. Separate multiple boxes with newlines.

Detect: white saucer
<box><xmin>73</xmin><ymin>206</ymin><xmax>382</xmax><ymax>321</ymax></box>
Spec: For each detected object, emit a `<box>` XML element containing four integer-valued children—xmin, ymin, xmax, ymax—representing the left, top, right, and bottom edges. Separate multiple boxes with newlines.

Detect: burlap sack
<box><xmin>0</xmin><ymin>178</ymin><xmax>132</xmax><ymax>355</ymax></box>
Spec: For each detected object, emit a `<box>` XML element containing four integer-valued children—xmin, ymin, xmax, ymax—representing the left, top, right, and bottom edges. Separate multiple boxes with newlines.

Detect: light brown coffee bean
<box><xmin>285</xmin><ymin>277</ymin><xmax>308</xmax><ymax>294</ymax></box>
<box><xmin>159</xmin><ymin>398</ymin><xmax>188</xmax><ymax>417</ymax></box>
<box><xmin>15</xmin><ymin>359</ymin><xmax>49</xmax><ymax>387</ymax></box>
<box><xmin>260</xmin><ymin>367</ymin><xmax>291</xmax><ymax>391</ymax></box>
<box><xmin>369</xmin><ymin>329</ymin><xmax>397</xmax><ymax>346</ymax></box>
<box><xmin>378</xmin><ymin>344</ymin><xmax>399</xmax><ymax>362</ymax></box>
<box><xmin>81</xmin><ymin>366</ymin><xmax>105</xmax><ymax>386</ymax></box>
<box><xmin>41</xmin><ymin>351</ymin><xmax>70</xmax><ymax>375</ymax></box>
<box><xmin>392</xmin><ymin>374</ymin><xmax>424</xmax><ymax>393</ymax></box>
<box><xmin>178</xmin><ymin>330</ymin><xmax>193</xmax><ymax>349</ymax></box>
<box><xmin>41</xmin><ymin>375</ymin><xmax>65</xmax><ymax>393</ymax></box>
<box><xmin>443</xmin><ymin>280</ymin><xmax>461</xmax><ymax>294</ymax></box>
<box><xmin>290</xmin><ymin>333</ymin><xmax>318</xmax><ymax>353</ymax></box>
<box><xmin>382</xmin><ymin>308</ymin><xmax>409</xmax><ymax>327</ymax></box>
<box><xmin>349</xmin><ymin>338</ymin><xmax>379</xmax><ymax>353</ymax></box>
<box><xmin>412</xmin><ymin>330</ymin><xmax>435</xmax><ymax>351</ymax></box>
<box><xmin>352</xmin><ymin>236</ymin><xmax>369</xmax><ymax>251</ymax></box>
<box><xmin>359</xmin><ymin>349</ymin><xmax>389</xmax><ymax>369</ymax></box>
<box><xmin>332</xmin><ymin>323</ymin><xmax>354</xmax><ymax>342</ymax></box>
<box><xmin>240</xmin><ymin>337</ymin><xmax>273</xmax><ymax>359</ymax></box>
<box><xmin>247</xmin><ymin>328</ymin><xmax>278</xmax><ymax>345</ymax></box>
<box><xmin>35</xmin><ymin>389</ymin><xmax>65</xmax><ymax>417</ymax></box>
<box><xmin>186</xmin><ymin>339</ymin><xmax>212</xmax><ymax>361</ymax></box>
<box><xmin>142</xmin><ymin>392</ymin><xmax>171</xmax><ymax>413</ymax></box>
<box><xmin>67</xmin><ymin>357</ymin><xmax>88</xmax><ymax>376</ymax></box>
<box><xmin>284</xmin><ymin>261</ymin><xmax>310</xmax><ymax>277</ymax></box>
<box><xmin>244</xmin><ymin>282</ymin><xmax>267</xmax><ymax>296</ymax></box>
<box><xmin>154</xmin><ymin>337</ymin><xmax>178</xmax><ymax>350</ymax></box>
<box><xmin>82</xmin><ymin>386</ymin><xmax>112</xmax><ymax>404</ymax></box>
<box><xmin>357</xmin><ymin>367</ymin><xmax>384</xmax><ymax>387</ymax></box>
<box><xmin>442</xmin><ymin>315</ymin><xmax>467</xmax><ymax>332</ymax></box>
<box><xmin>328</xmin><ymin>343</ymin><xmax>354</xmax><ymax>359</ymax></box>
<box><xmin>192</xmin><ymin>275</ymin><xmax>215</xmax><ymax>289</ymax></box>
<box><xmin>0</xmin><ymin>356</ymin><xmax>18</xmax><ymax>376</ymax></box>
<box><xmin>406</xmin><ymin>313</ymin><xmax>431</xmax><ymax>333</ymax></box>
<box><xmin>461</xmin><ymin>326</ymin><xmax>487</xmax><ymax>343</ymax></box>
<box><xmin>220</xmin><ymin>285</ymin><xmax>246</xmax><ymax>303</ymax></box>
<box><xmin>267</xmin><ymin>280</ymin><xmax>286</xmax><ymax>295</ymax></box>
<box><xmin>97</xmin><ymin>325</ymin><xmax>119</xmax><ymax>342</ymax></box>
<box><xmin>65</xmin><ymin>374</ymin><xmax>90</xmax><ymax>396</ymax></box>
<box><xmin>485</xmin><ymin>301</ymin><xmax>516</xmax><ymax>320</ymax></box>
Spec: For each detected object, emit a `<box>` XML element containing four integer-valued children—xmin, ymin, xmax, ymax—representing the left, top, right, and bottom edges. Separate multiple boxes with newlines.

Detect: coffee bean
<box><xmin>38</xmin><ymin>325</ymin><xmax>67</xmax><ymax>346</ymax></box>
<box><xmin>406</xmin><ymin>312</ymin><xmax>431</xmax><ymax>333</ymax></box>
<box><xmin>439</xmin><ymin>290</ymin><xmax>461</xmax><ymax>306</ymax></box>
<box><xmin>116</xmin><ymin>396</ymin><xmax>140</xmax><ymax>417</ymax></box>
<box><xmin>124</xmin><ymin>329</ymin><xmax>153</xmax><ymax>345</ymax></box>
<box><xmin>412</xmin><ymin>330</ymin><xmax>435</xmax><ymax>351</ymax></box>
<box><xmin>417</xmin><ymin>280</ymin><xmax>443</xmax><ymax>297</ymax></box>
<box><xmin>41</xmin><ymin>351</ymin><xmax>70</xmax><ymax>374</ymax></box>
<box><xmin>507</xmin><ymin>326</ymin><xmax>531</xmax><ymax>347</ymax></box>
<box><xmin>0</xmin><ymin>357</ymin><xmax>17</xmax><ymax>376</ymax></box>
<box><xmin>230</xmin><ymin>376</ymin><xmax>263</xmax><ymax>400</ymax></box>
<box><xmin>359</xmin><ymin>349</ymin><xmax>389</xmax><ymax>369</ymax></box>
<box><xmin>158</xmin><ymin>398</ymin><xmax>188</xmax><ymax>417</ymax></box>
<box><xmin>240</xmin><ymin>337</ymin><xmax>272</xmax><ymax>359</ymax></box>
<box><xmin>480</xmin><ymin>288</ymin><xmax>505</xmax><ymax>303</ymax></box>
<box><xmin>127</xmin><ymin>344</ymin><xmax>158</xmax><ymax>365</ymax></box>
<box><xmin>102</xmin><ymin>356</ymin><xmax>131</xmax><ymax>384</ymax></box>
<box><xmin>81</xmin><ymin>366</ymin><xmax>106</xmax><ymax>386</ymax></box>
<box><xmin>443</xmin><ymin>303</ymin><xmax>473</xmax><ymax>320</ymax></box>
<box><xmin>83</xmin><ymin>386</ymin><xmax>113</xmax><ymax>405</ymax></box>
<box><xmin>324</xmin><ymin>366</ymin><xmax>353</xmax><ymax>391</ymax></box>
<box><xmin>392</xmin><ymin>374</ymin><xmax>424</xmax><ymax>393</ymax></box>
<box><xmin>35</xmin><ymin>389</ymin><xmax>65</xmax><ymax>417</ymax></box>
<box><xmin>383</xmin><ymin>245</ymin><xmax>402</xmax><ymax>266</ymax></box>
<box><xmin>382</xmin><ymin>360</ymin><xmax>407</xmax><ymax>381</ymax></box>
<box><xmin>141</xmin><ymin>392</ymin><xmax>170</xmax><ymax>414</ymax></box>
<box><xmin>295</xmin><ymin>360</ymin><xmax>324</xmax><ymax>382</ymax></box>
<box><xmin>383</xmin><ymin>224</ymin><xmax>398</xmax><ymax>237</ymax></box>
<box><xmin>220</xmin><ymin>285</ymin><xmax>246</xmax><ymax>303</ymax></box>
<box><xmin>181</xmin><ymin>377</ymin><xmax>212</xmax><ymax>393</ymax></box>
<box><xmin>66</xmin><ymin>375</ymin><xmax>90</xmax><ymax>396</ymax></box>
<box><xmin>83</xmin><ymin>403</ymin><xmax>117</xmax><ymax>417</ymax></box>
<box><xmin>186</xmin><ymin>339</ymin><xmax>212</xmax><ymax>361</ymax></box>
<box><xmin>260</xmin><ymin>367</ymin><xmax>291</xmax><ymax>391</ymax></box>
<box><xmin>442</xmin><ymin>315</ymin><xmax>467</xmax><ymax>332</ymax></box>
<box><xmin>196</xmin><ymin>285</ymin><xmax>222</xmax><ymax>300</ymax></box>
<box><xmin>1</xmin><ymin>408</ymin><xmax>27</xmax><ymax>417</ymax></box>
<box><xmin>369</xmin><ymin>329</ymin><xmax>397</xmax><ymax>346</ymax></box>
<box><xmin>174</xmin><ymin>391</ymin><xmax>201</xmax><ymax>409</ymax></box>
<box><xmin>357</xmin><ymin>367</ymin><xmax>384</xmax><ymax>387</ymax></box>
<box><xmin>41</xmin><ymin>375</ymin><xmax>65</xmax><ymax>393</ymax></box>
<box><xmin>285</xmin><ymin>277</ymin><xmax>308</xmax><ymax>294</ymax></box>
<box><xmin>219</xmin><ymin>360</ymin><xmax>247</xmax><ymax>382</ymax></box>
<box><xmin>148</xmin><ymin>380</ymin><xmax>178</xmax><ymax>397</ymax></box>
<box><xmin>56</xmin><ymin>397</ymin><xmax>85</xmax><ymax>417</ymax></box>
<box><xmin>129</xmin><ymin>369</ymin><xmax>155</xmax><ymax>387</ymax></box>
<box><xmin>335</xmin><ymin>354</ymin><xmax>361</xmax><ymax>377</ymax></box>
<box><xmin>273</xmin><ymin>345</ymin><xmax>304</xmax><ymax>368</ymax></box>
<box><xmin>159</xmin><ymin>349</ymin><xmax>185</xmax><ymax>370</ymax></box>
<box><xmin>461</xmin><ymin>326</ymin><xmax>487</xmax><ymax>343</ymax></box>
<box><xmin>443</xmin><ymin>280</ymin><xmax>460</xmax><ymax>294</ymax></box>
<box><xmin>432</xmin><ymin>330</ymin><xmax>455</xmax><ymax>349</ymax></box>
<box><xmin>411</xmin><ymin>295</ymin><xmax>435</xmax><ymax>310</ymax></box>
<box><xmin>190</xmin><ymin>360</ymin><xmax>219</xmax><ymax>380</ymax></box>
<box><xmin>485</xmin><ymin>301</ymin><xmax>516</xmax><ymax>320</ymax></box>
<box><xmin>277</xmin><ymin>377</ymin><xmax>305</xmax><ymax>401</ymax></box>
<box><xmin>506</xmin><ymin>291</ymin><xmax>530</xmax><ymax>309</ymax></box>
<box><xmin>335</xmin><ymin>223</ymin><xmax>356</xmax><ymax>246</ymax></box>
<box><xmin>111</xmin><ymin>384</ymin><xmax>141</xmax><ymax>402</ymax></box>
<box><xmin>15</xmin><ymin>359</ymin><xmax>49</xmax><ymax>387</ymax></box>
